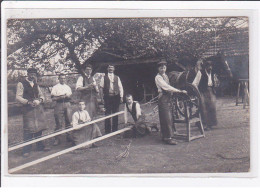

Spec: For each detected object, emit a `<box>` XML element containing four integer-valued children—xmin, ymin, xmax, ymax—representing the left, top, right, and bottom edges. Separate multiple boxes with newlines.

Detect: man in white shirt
<box><xmin>51</xmin><ymin>74</ymin><xmax>73</xmax><ymax>145</ymax></box>
<box><xmin>76</xmin><ymin>64</ymin><xmax>99</xmax><ymax>118</ymax></box>
<box><xmin>100</xmin><ymin>64</ymin><xmax>124</xmax><ymax>134</ymax></box>
<box><xmin>16</xmin><ymin>68</ymin><xmax>50</xmax><ymax>157</ymax></box>
<box><xmin>192</xmin><ymin>60</ymin><xmax>218</xmax><ymax>130</ymax></box>
<box><xmin>71</xmin><ymin>101</ymin><xmax>102</xmax><ymax>148</ymax></box>
<box><xmin>124</xmin><ymin>94</ymin><xmax>151</xmax><ymax>137</ymax></box>
<box><xmin>155</xmin><ymin>60</ymin><xmax>187</xmax><ymax>145</ymax></box>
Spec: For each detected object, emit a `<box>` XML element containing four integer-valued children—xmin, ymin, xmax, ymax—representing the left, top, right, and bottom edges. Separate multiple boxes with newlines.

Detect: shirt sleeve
<box><xmin>16</xmin><ymin>82</ymin><xmax>28</xmax><ymax>104</ymax></box>
<box><xmin>118</xmin><ymin>77</ymin><xmax>124</xmax><ymax>98</ymax></box>
<box><xmin>71</xmin><ymin>112</ymin><xmax>79</xmax><ymax>127</ymax></box>
<box><xmin>50</xmin><ymin>85</ymin><xmax>57</xmax><ymax>96</ymax></box>
<box><xmin>67</xmin><ymin>86</ymin><xmax>72</xmax><ymax>96</ymax></box>
<box><xmin>99</xmin><ymin>76</ymin><xmax>104</xmax><ymax>88</ymax></box>
<box><xmin>136</xmin><ymin>103</ymin><xmax>142</xmax><ymax>119</ymax></box>
<box><xmin>85</xmin><ymin>110</ymin><xmax>91</xmax><ymax>122</ymax></box>
<box><xmin>38</xmin><ymin>86</ymin><xmax>45</xmax><ymax>102</ymax></box>
<box><xmin>155</xmin><ymin>76</ymin><xmax>180</xmax><ymax>93</ymax></box>
<box><xmin>192</xmin><ymin>70</ymin><xmax>202</xmax><ymax>87</ymax></box>
<box><xmin>76</xmin><ymin>76</ymin><xmax>83</xmax><ymax>90</ymax></box>
<box><xmin>124</xmin><ymin>104</ymin><xmax>128</xmax><ymax>124</ymax></box>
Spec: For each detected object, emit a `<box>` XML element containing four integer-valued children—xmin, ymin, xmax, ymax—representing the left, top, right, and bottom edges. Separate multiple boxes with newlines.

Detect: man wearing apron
<box><xmin>16</xmin><ymin>68</ymin><xmax>50</xmax><ymax>157</ymax></box>
<box><xmin>76</xmin><ymin>64</ymin><xmax>99</xmax><ymax>119</ymax></box>
<box><xmin>155</xmin><ymin>60</ymin><xmax>187</xmax><ymax>145</ymax></box>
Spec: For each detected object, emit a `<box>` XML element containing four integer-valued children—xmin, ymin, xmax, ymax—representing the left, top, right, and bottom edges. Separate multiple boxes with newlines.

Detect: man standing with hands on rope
<box><xmin>51</xmin><ymin>73</ymin><xmax>73</xmax><ymax>146</ymax></box>
<box><xmin>155</xmin><ymin>60</ymin><xmax>187</xmax><ymax>145</ymax></box>
<box><xmin>16</xmin><ymin>68</ymin><xmax>50</xmax><ymax>157</ymax></box>
<box><xmin>100</xmin><ymin>64</ymin><xmax>124</xmax><ymax>134</ymax></box>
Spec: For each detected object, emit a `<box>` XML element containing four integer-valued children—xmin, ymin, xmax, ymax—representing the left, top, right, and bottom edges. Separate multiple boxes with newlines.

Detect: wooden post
<box><xmin>236</xmin><ymin>82</ymin><xmax>241</xmax><ymax>106</ymax></box>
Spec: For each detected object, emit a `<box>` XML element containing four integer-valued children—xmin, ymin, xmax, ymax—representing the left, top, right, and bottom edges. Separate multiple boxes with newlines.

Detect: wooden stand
<box><xmin>173</xmin><ymin>101</ymin><xmax>205</xmax><ymax>142</ymax></box>
<box><xmin>236</xmin><ymin>79</ymin><xmax>249</xmax><ymax>109</ymax></box>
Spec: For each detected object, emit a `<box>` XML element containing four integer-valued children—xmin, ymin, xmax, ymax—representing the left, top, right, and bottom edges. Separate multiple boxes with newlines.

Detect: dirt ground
<box><xmin>7</xmin><ymin>97</ymin><xmax>250</xmax><ymax>174</ymax></box>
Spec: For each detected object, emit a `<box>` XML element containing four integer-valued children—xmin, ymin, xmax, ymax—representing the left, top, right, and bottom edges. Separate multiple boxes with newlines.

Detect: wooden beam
<box><xmin>9</xmin><ymin>127</ymin><xmax>132</xmax><ymax>174</ymax></box>
<box><xmin>8</xmin><ymin>111</ymin><xmax>125</xmax><ymax>152</ymax></box>
<box><xmin>92</xmin><ymin>57</ymin><xmax>161</xmax><ymax>67</ymax></box>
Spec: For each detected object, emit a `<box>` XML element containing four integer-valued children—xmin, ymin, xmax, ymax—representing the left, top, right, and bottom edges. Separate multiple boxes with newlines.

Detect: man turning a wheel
<box><xmin>155</xmin><ymin>60</ymin><xmax>187</xmax><ymax>145</ymax></box>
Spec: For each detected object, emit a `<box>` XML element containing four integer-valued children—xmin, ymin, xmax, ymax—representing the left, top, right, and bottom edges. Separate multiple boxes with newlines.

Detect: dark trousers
<box><xmin>158</xmin><ymin>93</ymin><xmax>173</xmax><ymax>139</ymax></box>
<box><xmin>23</xmin><ymin>130</ymin><xmax>45</xmax><ymax>154</ymax></box>
<box><xmin>104</xmin><ymin>95</ymin><xmax>120</xmax><ymax>133</ymax></box>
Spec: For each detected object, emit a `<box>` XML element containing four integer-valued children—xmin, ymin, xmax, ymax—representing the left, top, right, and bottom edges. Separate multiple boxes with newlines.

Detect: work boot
<box><xmin>163</xmin><ymin>138</ymin><xmax>178</xmax><ymax>145</ymax></box>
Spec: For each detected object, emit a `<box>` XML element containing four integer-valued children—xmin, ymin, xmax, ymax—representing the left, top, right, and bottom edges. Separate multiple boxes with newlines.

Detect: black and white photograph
<box><xmin>2</xmin><ymin>6</ymin><xmax>252</xmax><ymax>176</ymax></box>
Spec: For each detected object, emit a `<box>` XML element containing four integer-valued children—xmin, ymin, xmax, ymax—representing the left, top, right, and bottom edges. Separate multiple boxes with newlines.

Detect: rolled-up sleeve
<box><xmin>118</xmin><ymin>77</ymin><xmax>124</xmax><ymax>98</ymax></box>
<box><xmin>76</xmin><ymin>76</ymin><xmax>83</xmax><ymax>90</ymax></box>
<box><xmin>38</xmin><ymin>86</ymin><xmax>45</xmax><ymax>102</ymax></box>
<box><xmin>155</xmin><ymin>76</ymin><xmax>180</xmax><ymax>93</ymax></box>
<box><xmin>71</xmin><ymin>112</ymin><xmax>79</xmax><ymax>127</ymax></box>
<box><xmin>16</xmin><ymin>82</ymin><xmax>28</xmax><ymax>104</ymax></box>
<box><xmin>99</xmin><ymin>76</ymin><xmax>104</xmax><ymax>88</ymax></box>
<box><xmin>192</xmin><ymin>70</ymin><xmax>202</xmax><ymax>87</ymax></box>
<box><xmin>136</xmin><ymin>103</ymin><xmax>142</xmax><ymax>119</ymax></box>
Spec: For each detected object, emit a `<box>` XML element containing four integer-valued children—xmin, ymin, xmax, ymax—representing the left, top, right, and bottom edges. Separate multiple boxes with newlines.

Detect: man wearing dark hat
<box><xmin>192</xmin><ymin>60</ymin><xmax>218</xmax><ymax>130</ymax></box>
<box><xmin>16</xmin><ymin>68</ymin><xmax>50</xmax><ymax>157</ymax></box>
<box><xmin>155</xmin><ymin>60</ymin><xmax>187</xmax><ymax>145</ymax></box>
<box><xmin>100</xmin><ymin>64</ymin><xmax>124</xmax><ymax>134</ymax></box>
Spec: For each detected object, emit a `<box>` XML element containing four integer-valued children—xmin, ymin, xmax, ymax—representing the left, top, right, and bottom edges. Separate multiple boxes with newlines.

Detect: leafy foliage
<box><xmin>7</xmin><ymin>17</ymin><xmax>248</xmax><ymax>76</ymax></box>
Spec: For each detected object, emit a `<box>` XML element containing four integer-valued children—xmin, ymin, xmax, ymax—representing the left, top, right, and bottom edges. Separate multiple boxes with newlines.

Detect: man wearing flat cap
<box><xmin>16</xmin><ymin>67</ymin><xmax>50</xmax><ymax>157</ymax></box>
<box><xmin>155</xmin><ymin>59</ymin><xmax>187</xmax><ymax>145</ymax></box>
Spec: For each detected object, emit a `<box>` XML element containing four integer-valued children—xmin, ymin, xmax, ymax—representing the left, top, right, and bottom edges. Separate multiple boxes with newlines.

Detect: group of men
<box><xmin>16</xmin><ymin>64</ymin><xmax>127</xmax><ymax>157</ymax></box>
<box><xmin>155</xmin><ymin>59</ymin><xmax>218</xmax><ymax>145</ymax></box>
<box><xmin>16</xmin><ymin>59</ymin><xmax>218</xmax><ymax>157</ymax></box>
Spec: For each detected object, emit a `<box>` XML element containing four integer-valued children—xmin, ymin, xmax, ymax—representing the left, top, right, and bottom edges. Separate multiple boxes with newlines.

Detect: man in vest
<box><xmin>16</xmin><ymin>68</ymin><xmax>50</xmax><ymax>157</ymax></box>
<box><xmin>100</xmin><ymin>64</ymin><xmax>124</xmax><ymax>134</ymax></box>
<box><xmin>51</xmin><ymin>74</ymin><xmax>73</xmax><ymax>146</ymax></box>
<box><xmin>124</xmin><ymin>94</ymin><xmax>151</xmax><ymax>138</ymax></box>
<box><xmin>76</xmin><ymin>64</ymin><xmax>99</xmax><ymax>119</ymax></box>
<box><xmin>192</xmin><ymin>59</ymin><xmax>218</xmax><ymax>130</ymax></box>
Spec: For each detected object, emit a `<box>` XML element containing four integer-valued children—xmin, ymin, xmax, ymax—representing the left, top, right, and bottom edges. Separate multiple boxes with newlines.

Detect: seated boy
<box><xmin>124</xmin><ymin>94</ymin><xmax>152</xmax><ymax>138</ymax></box>
<box><xmin>71</xmin><ymin>101</ymin><xmax>102</xmax><ymax>148</ymax></box>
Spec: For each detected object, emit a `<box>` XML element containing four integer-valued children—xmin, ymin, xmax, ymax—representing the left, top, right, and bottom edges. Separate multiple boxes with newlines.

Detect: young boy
<box><xmin>71</xmin><ymin>101</ymin><xmax>102</xmax><ymax>148</ymax></box>
<box><xmin>124</xmin><ymin>94</ymin><xmax>152</xmax><ymax>138</ymax></box>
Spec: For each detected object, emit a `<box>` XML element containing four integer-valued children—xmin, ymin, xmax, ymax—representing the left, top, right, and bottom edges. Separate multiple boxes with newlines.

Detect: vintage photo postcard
<box><xmin>1</xmin><ymin>2</ymin><xmax>257</xmax><ymax>184</ymax></box>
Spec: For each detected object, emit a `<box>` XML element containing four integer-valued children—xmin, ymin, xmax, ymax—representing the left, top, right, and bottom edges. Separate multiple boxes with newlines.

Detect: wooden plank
<box><xmin>8</xmin><ymin>111</ymin><xmax>125</xmax><ymax>151</ymax></box>
<box><xmin>9</xmin><ymin>127</ymin><xmax>132</xmax><ymax>174</ymax></box>
<box><xmin>189</xmin><ymin>135</ymin><xmax>205</xmax><ymax>141</ymax></box>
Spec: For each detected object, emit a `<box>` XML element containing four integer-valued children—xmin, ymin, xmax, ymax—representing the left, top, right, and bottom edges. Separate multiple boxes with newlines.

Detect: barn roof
<box><xmin>202</xmin><ymin>28</ymin><xmax>249</xmax><ymax>57</ymax></box>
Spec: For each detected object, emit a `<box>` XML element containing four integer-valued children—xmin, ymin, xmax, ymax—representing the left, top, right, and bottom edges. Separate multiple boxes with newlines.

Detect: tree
<box><xmin>7</xmin><ymin>17</ymin><xmax>248</xmax><ymax>75</ymax></box>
